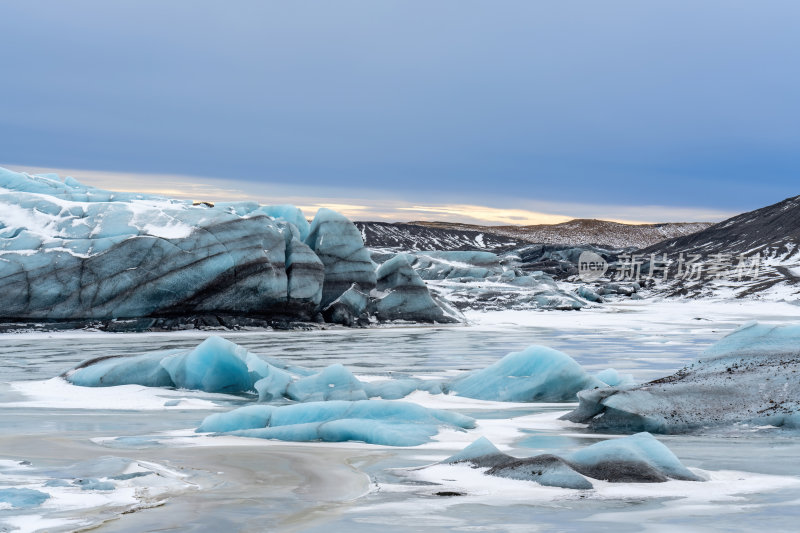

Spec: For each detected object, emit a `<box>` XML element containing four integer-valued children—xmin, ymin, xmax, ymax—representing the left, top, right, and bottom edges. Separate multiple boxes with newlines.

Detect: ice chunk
<box><xmin>703</xmin><ymin>321</ymin><xmax>800</xmax><ymax>357</ymax></box>
<box><xmin>562</xmin><ymin>322</ymin><xmax>800</xmax><ymax>433</ymax></box>
<box><xmin>375</xmin><ymin>255</ymin><xmax>457</xmax><ymax>323</ymax></box>
<box><xmin>597</xmin><ymin>282</ymin><xmax>639</xmax><ymax>297</ymax></box>
<box><xmin>197</xmin><ymin>400</ymin><xmax>476</xmax><ymax>446</ymax></box>
<box><xmin>488</xmin><ymin>455</ymin><xmax>594</xmax><ymax>490</ymax></box>
<box><xmin>254</xmin><ymin>367</ymin><xmax>294</xmax><ymax>402</ymax></box>
<box><xmin>67</xmin><ymin>351</ymin><xmax>177</xmax><ymax>388</ymax></box>
<box><xmin>411</xmin><ymin>251</ymin><xmax>505</xmax><ymax>281</ymax></box>
<box><xmin>322</xmin><ymin>283</ymin><xmax>371</xmax><ymax>326</ymax></box>
<box><xmin>363</xmin><ymin>378</ymin><xmax>436</xmax><ymax>400</ymax></box>
<box><xmin>0</xmin><ymin>487</ymin><xmax>50</xmax><ymax>508</ymax></box>
<box><xmin>305</xmin><ymin>208</ymin><xmax>377</xmax><ymax>307</ymax></box>
<box><xmin>434</xmin><ymin>433</ymin><xmax>701</xmax><ymax>489</ymax></box>
<box><xmin>447</xmin><ymin>345</ymin><xmax>603</xmax><ymax>402</ymax></box>
<box><xmin>0</xmin><ymin>168</ymin><xmax>298</xmax><ymax>321</ymax></box>
<box><xmin>443</xmin><ymin>437</ymin><xmax>592</xmax><ymax>489</ymax></box>
<box><xmin>444</xmin><ymin>436</ymin><xmax>507</xmax><ymax>465</ymax></box>
<box><xmin>65</xmin><ymin>335</ymin><xmax>284</xmax><ymax>394</ymax></box>
<box><xmin>595</xmin><ymin>368</ymin><xmax>635</xmax><ymax>387</ymax></box>
<box><xmin>567</xmin><ymin>432</ymin><xmax>703</xmax><ymax>482</ymax></box>
<box><xmin>160</xmin><ymin>336</ymin><xmax>254</xmax><ymax>393</ymax></box>
<box><xmin>576</xmin><ymin>285</ymin><xmax>603</xmax><ymax>303</ymax></box>
<box><xmin>285</xmin><ymin>364</ymin><xmax>368</xmax><ymax>402</ymax></box>
<box><xmin>197</xmin><ymin>404</ymin><xmax>276</xmax><ymax>433</ymax></box>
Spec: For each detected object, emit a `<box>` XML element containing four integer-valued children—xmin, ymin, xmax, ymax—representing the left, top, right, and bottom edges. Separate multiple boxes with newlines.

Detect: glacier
<box><xmin>305</xmin><ymin>208</ymin><xmax>377</xmax><ymax>308</ymax></box>
<box><xmin>197</xmin><ymin>400</ymin><xmax>476</xmax><ymax>446</ymax></box>
<box><xmin>439</xmin><ymin>432</ymin><xmax>702</xmax><ymax>489</ymax></box>
<box><xmin>0</xmin><ymin>167</ymin><xmax>455</xmax><ymax>326</ymax></box>
<box><xmin>562</xmin><ymin>322</ymin><xmax>800</xmax><ymax>433</ymax></box>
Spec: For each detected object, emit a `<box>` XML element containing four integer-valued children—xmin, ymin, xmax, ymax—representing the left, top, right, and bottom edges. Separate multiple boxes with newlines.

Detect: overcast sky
<box><xmin>1</xmin><ymin>1</ymin><xmax>798</xmax><ymax>223</ymax></box>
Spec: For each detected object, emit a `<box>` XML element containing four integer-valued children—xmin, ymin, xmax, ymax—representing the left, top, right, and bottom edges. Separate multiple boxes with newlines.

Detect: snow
<box><xmin>7</xmin><ymin>378</ymin><xmax>235</xmax><ymax>410</ymax></box>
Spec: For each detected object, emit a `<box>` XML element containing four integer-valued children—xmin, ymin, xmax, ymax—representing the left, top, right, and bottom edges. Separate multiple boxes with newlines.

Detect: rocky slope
<box><xmin>398</xmin><ymin>219</ymin><xmax>712</xmax><ymax>249</ymax></box>
<box><xmin>638</xmin><ymin>194</ymin><xmax>800</xmax><ymax>298</ymax></box>
<box><xmin>354</xmin><ymin>221</ymin><xmax>519</xmax><ymax>252</ymax></box>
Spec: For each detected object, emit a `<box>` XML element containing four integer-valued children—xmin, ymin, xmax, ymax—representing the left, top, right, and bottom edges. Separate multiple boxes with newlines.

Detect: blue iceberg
<box><xmin>285</xmin><ymin>364</ymin><xmax>368</xmax><ymax>402</ymax></box>
<box><xmin>197</xmin><ymin>400</ymin><xmax>476</xmax><ymax>446</ymax></box>
<box><xmin>66</xmin><ymin>336</ymin><xmax>622</xmax><ymax>407</ymax></box>
<box><xmin>66</xmin><ymin>335</ymin><xmax>283</xmax><ymax>394</ymax></box>
<box><xmin>447</xmin><ymin>345</ymin><xmax>604</xmax><ymax>402</ymax></box>
<box><xmin>159</xmin><ymin>336</ymin><xmax>254</xmax><ymax>394</ymax></box>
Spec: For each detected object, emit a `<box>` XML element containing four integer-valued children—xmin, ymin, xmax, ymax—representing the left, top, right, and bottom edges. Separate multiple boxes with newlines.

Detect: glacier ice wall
<box><xmin>0</xmin><ymin>168</ymin><xmax>455</xmax><ymax>325</ymax></box>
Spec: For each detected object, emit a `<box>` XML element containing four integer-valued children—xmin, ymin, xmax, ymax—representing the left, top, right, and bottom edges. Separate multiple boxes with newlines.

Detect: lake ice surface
<box><xmin>2</xmin><ymin>299</ymin><xmax>800</xmax><ymax>532</ymax></box>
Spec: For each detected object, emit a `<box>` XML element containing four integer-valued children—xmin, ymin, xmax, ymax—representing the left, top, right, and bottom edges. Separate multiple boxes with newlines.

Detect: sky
<box><xmin>1</xmin><ymin>1</ymin><xmax>798</xmax><ymax>224</ymax></box>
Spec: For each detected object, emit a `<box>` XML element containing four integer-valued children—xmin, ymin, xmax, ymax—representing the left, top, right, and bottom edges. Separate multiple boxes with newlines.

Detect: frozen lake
<box><xmin>2</xmin><ymin>299</ymin><xmax>800</xmax><ymax>532</ymax></box>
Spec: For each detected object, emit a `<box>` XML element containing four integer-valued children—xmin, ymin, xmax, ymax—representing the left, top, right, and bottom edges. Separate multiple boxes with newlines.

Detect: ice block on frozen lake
<box><xmin>197</xmin><ymin>400</ymin><xmax>476</xmax><ymax>446</ymax></box>
<box><xmin>446</xmin><ymin>345</ymin><xmax>604</xmax><ymax>402</ymax></box>
<box><xmin>66</xmin><ymin>336</ymin><xmax>282</xmax><ymax>394</ymax></box>
<box><xmin>562</xmin><ymin>322</ymin><xmax>800</xmax><ymax>433</ymax></box>
<box><xmin>438</xmin><ymin>432</ymin><xmax>701</xmax><ymax>489</ymax></box>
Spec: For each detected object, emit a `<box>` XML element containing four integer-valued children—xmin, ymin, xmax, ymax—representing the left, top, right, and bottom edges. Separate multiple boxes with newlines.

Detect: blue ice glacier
<box><xmin>305</xmin><ymin>208</ymin><xmax>377</xmax><ymax>307</ymax></box>
<box><xmin>0</xmin><ymin>487</ymin><xmax>50</xmax><ymax>509</ymax></box>
<box><xmin>1</xmin><ymin>167</ymin><xmax>463</xmax><ymax>326</ymax></box>
<box><xmin>562</xmin><ymin>322</ymin><xmax>800</xmax><ymax>433</ymax></box>
<box><xmin>447</xmin><ymin>345</ymin><xmax>604</xmax><ymax>402</ymax></box>
<box><xmin>197</xmin><ymin>400</ymin><xmax>476</xmax><ymax>446</ymax></box>
<box><xmin>0</xmin><ymin>167</ymin><xmax>324</xmax><ymax>321</ymax></box>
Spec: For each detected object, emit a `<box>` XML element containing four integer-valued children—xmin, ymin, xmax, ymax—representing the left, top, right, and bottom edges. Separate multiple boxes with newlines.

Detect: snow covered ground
<box><xmin>2</xmin><ymin>299</ymin><xmax>800</xmax><ymax>532</ymax></box>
